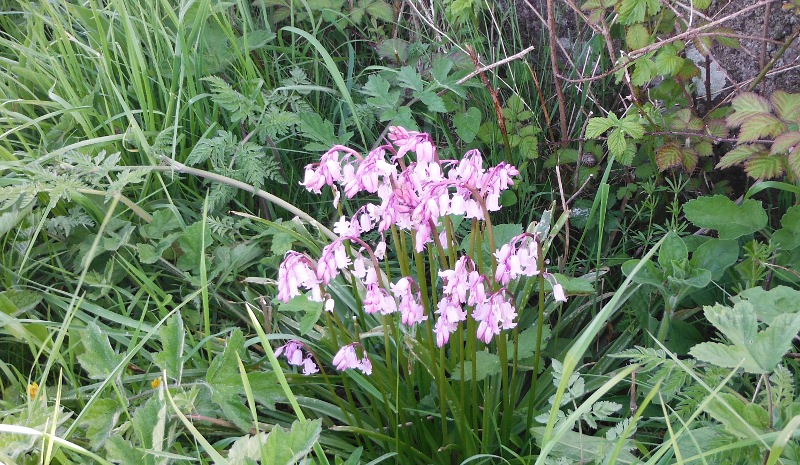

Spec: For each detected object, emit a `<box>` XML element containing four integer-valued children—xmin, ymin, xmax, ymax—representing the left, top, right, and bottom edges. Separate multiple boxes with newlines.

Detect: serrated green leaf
<box><xmin>607</xmin><ymin>128</ymin><xmax>627</xmax><ymax>158</ymax></box>
<box><xmin>631</xmin><ymin>58</ymin><xmax>656</xmax><ymax>86</ymax></box>
<box><xmin>683</xmin><ymin>195</ymin><xmax>767</xmax><ymax>239</ymax></box>
<box><xmin>626</xmin><ymin>24</ymin><xmax>649</xmax><ymax>49</ymax></box>
<box><xmin>716</xmin><ymin>144</ymin><xmax>768</xmax><ymax>169</ymax></box>
<box><xmin>77</xmin><ymin>322</ymin><xmax>124</xmax><ymax>380</ymax></box>
<box><xmin>745</xmin><ymin>153</ymin><xmax>785</xmax><ymax>179</ymax></box>
<box><xmin>132</xmin><ymin>395</ymin><xmax>166</xmax><ymax>451</ymax></box>
<box><xmin>177</xmin><ymin>221</ymin><xmax>213</xmax><ymax>271</ymax></box>
<box><xmin>416</xmin><ymin>90</ymin><xmax>447</xmax><ymax>113</ymax></box>
<box><xmin>79</xmin><ymin>398</ymin><xmax>121</xmax><ymax>450</ymax></box>
<box><xmin>0</xmin><ymin>290</ymin><xmax>42</xmax><ymax>316</ymax></box>
<box><xmin>619</xmin><ymin>116</ymin><xmax>644</xmax><ymax>139</ymax></box>
<box><xmin>690</xmin><ymin>302</ymin><xmax>800</xmax><ymax>373</ymax></box>
<box><xmin>450</xmin><ymin>350</ymin><xmax>501</xmax><ymax>381</ymax></box>
<box><xmin>365</xmin><ymin>0</ymin><xmax>395</xmax><ymax>22</ymax></box>
<box><xmin>771</xmin><ymin>131</ymin><xmax>800</xmax><ymax>155</ymax></box>
<box><xmin>531</xmin><ymin>427</ymin><xmax>639</xmax><ymax>464</ymax></box>
<box><xmin>704</xmin><ymin>393</ymin><xmax>769</xmax><ymax>439</ymax></box>
<box><xmin>207</xmin><ymin>329</ymin><xmax>252</xmax><ymax>431</ymax></box>
<box><xmin>738</xmin><ymin>113</ymin><xmax>786</xmax><ymax>142</ymax></box>
<box><xmin>247</xmin><ymin>371</ymin><xmax>283</xmax><ymax>410</ymax></box>
<box><xmin>453</xmin><ymin>107</ymin><xmax>481</xmax><ymax>143</ymax></box>
<box><xmin>656</xmin><ymin>144</ymin><xmax>683</xmax><ymax>171</ymax></box>
<box><xmin>618</xmin><ymin>0</ymin><xmax>647</xmax><ymax>24</ymax></box>
<box><xmin>261</xmin><ymin>419</ymin><xmax>322</xmax><ymax>465</ymax></box>
<box><xmin>396</xmin><ymin>66</ymin><xmax>424</xmax><ymax>92</ymax></box>
<box><xmin>512</xmin><ymin>325</ymin><xmax>552</xmax><ymax>360</ymax></box>
<box><xmin>152</xmin><ymin>314</ymin><xmax>184</xmax><ymax>381</ymax></box>
<box><xmin>654</xmin><ymin>46</ymin><xmax>685</xmax><ymax>76</ymax></box>
<box><xmin>771</xmin><ymin>90</ymin><xmax>800</xmax><ymax>123</ymax></box>
<box><xmin>585</xmin><ymin>117</ymin><xmax>614</xmax><ymax>138</ymax></box>
<box><xmin>727</xmin><ymin>93</ymin><xmax>773</xmax><ymax>127</ymax></box>
<box><xmin>734</xmin><ymin>285</ymin><xmax>800</xmax><ymax>324</ymax></box>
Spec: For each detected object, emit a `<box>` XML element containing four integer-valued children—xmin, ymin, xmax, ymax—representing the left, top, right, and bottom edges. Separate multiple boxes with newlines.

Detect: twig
<box><xmin>455</xmin><ymin>45</ymin><xmax>537</xmax><ymax>85</ymax></box>
<box><xmin>566</xmin><ymin>174</ymin><xmax>594</xmax><ymax>205</ymax></box>
<box><xmin>759</xmin><ymin>2</ymin><xmax>772</xmax><ymax>94</ymax></box>
<box><xmin>747</xmin><ymin>27</ymin><xmax>800</xmax><ymax>92</ymax></box>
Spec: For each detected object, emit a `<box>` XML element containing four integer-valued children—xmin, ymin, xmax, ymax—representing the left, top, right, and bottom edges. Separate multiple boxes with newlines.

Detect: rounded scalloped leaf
<box><xmin>726</xmin><ymin>93</ymin><xmax>772</xmax><ymax>128</ymax></box>
<box><xmin>744</xmin><ymin>153</ymin><xmax>786</xmax><ymax>180</ymax></box>
<box><xmin>683</xmin><ymin>195</ymin><xmax>767</xmax><ymax>239</ymax></box>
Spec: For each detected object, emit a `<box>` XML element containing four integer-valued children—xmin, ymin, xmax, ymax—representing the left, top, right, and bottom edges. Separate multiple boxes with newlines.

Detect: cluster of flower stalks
<box><xmin>276</xmin><ymin>127</ymin><xmax>565</xmax><ymax>375</ymax></box>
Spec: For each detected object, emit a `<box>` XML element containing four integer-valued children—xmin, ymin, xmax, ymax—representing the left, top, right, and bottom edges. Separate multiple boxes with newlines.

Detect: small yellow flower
<box><xmin>151</xmin><ymin>378</ymin><xmax>162</xmax><ymax>389</ymax></box>
<box><xmin>27</xmin><ymin>382</ymin><xmax>39</xmax><ymax>400</ymax></box>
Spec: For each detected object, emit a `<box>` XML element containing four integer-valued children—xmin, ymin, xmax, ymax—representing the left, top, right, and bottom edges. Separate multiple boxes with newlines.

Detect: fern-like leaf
<box><xmin>202</xmin><ymin>76</ymin><xmax>258</xmax><ymax>124</ymax></box>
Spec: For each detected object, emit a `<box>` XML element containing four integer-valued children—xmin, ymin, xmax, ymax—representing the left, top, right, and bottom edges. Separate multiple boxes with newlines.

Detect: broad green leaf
<box><xmin>716</xmin><ymin>144</ymin><xmax>768</xmax><ymax>169</ymax></box>
<box><xmin>658</xmin><ymin>231</ymin><xmax>687</xmax><ymax>269</ymax></box>
<box><xmin>619</xmin><ymin>116</ymin><xmax>644</xmax><ymax>139</ymax></box>
<box><xmin>618</xmin><ymin>0</ymin><xmax>647</xmax><ymax>24</ymax></box>
<box><xmin>745</xmin><ymin>153</ymin><xmax>785</xmax><ymax>180</ymax></box>
<box><xmin>153</xmin><ymin>314</ymin><xmax>184</xmax><ymax>381</ymax></box>
<box><xmin>246</xmin><ymin>371</ymin><xmax>283</xmax><ymax>410</ymax></box>
<box><xmin>512</xmin><ymin>325</ymin><xmax>552</xmax><ymax>360</ymax></box>
<box><xmin>450</xmin><ymin>350</ymin><xmax>501</xmax><ymax>381</ymax></box>
<box><xmin>177</xmin><ymin>221</ymin><xmax>213</xmax><ymax>271</ymax></box>
<box><xmin>656</xmin><ymin>144</ymin><xmax>683</xmax><ymax>171</ymax></box>
<box><xmin>453</xmin><ymin>107</ymin><xmax>482</xmax><ymax>143</ymax></box>
<box><xmin>625</xmin><ymin>24</ymin><xmax>649</xmax><ymax>49</ymax></box>
<box><xmin>239</xmin><ymin>29</ymin><xmax>277</xmax><ymax>51</ymax></box>
<box><xmin>585</xmin><ymin>117</ymin><xmax>614</xmax><ymax>138</ymax></box>
<box><xmin>733</xmin><ymin>285</ymin><xmax>800</xmax><ymax>324</ymax></box>
<box><xmin>77</xmin><ymin>322</ymin><xmax>124</xmax><ymax>380</ymax></box>
<box><xmin>279</xmin><ymin>294</ymin><xmax>323</xmax><ymax>314</ymax></box>
<box><xmin>207</xmin><ymin>329</ymin><xmax>252</xmax><ymax>431</ymax></box>
<box><xmin>79</xmin><ymin>398</ymin><xmax>121</xmax><ymax>449</ymax></box>
<box><xmin>395</xmin><ymin>66</ymin><xmax>424</xmax><ymax>92</ymax></box>
<box><xmin>738</xmin><ymin>113</ymin><xmax>786</xmax><ymax>142</ymax></box>
<box><xmin>607</xmin><ymin>128</ymin><xmax>627</xmax><ymax>158</ymax></box>
<box><xmin>416</xmin><ymin>90</ymin><xmax>447</xmax><ymax>113</ymax></box>
<box><xmin>689</xmin><ymin>239</ymin><xmax>738</xmax><ymax>280</ymax></box>
<box><xmin>376</xmin><ymin>38</ymin><xmax>409</xmax><ymax>62</ymax></box>
<box><xmin>299</xmin><ymin>300</ymin><xmax>323</xmax><ymax>336</ymax></box>
<box><xmin>270</xmin><ymin>229</ymin><xmax>296</xmax><ymax>256</ymax></box>
<box><xmin>0</xmin><ymin>290</ymin><xmax>42</xmax><ymax>316</ymax></box>
<box><xmin>654</xmin><ymin>46</ymin><xmax>685</xmax><ymax>76</ymax></box>
<box><xmin>261</xmin><ymin>419</ymin><xmax>322</xmax><ymax>465</ymax></box>
<box><xmin>365</xmin><ymin>0</ymin><xmax>395</xmax><ymax>22</ymax></box>
<box><xmin>631</xmin><ymin>58</ymin><xmax>656</xmax><ymax>86</ymax></box>
<box><xmin>771</xmin><ymin>131</ymin><xmax>800</xmax><ymax>155</ymax></box>
<box><xmin>727</xmin><ymin>93</ymin><xmax>772</xmax><ymax>127</ymax></box>
<box><xmin>666</xmin><ymin>266</ymin><xmax>711</xmax><ymax>289</ymax></box>
<box><xmin>771</xmin><ymin>90</ymin><xmax>800</xmax><ymax>123</ymax></box>
<box><xmin>132</xmin><ymin>395</ymin><xmax>166</xmax><ymax>451</ymax></box>
<box><xmin>683</xmin><ymin>195</ymin><xmax>767</xmax><ymax>240</ymax></box>
<box><xmin>773</xmin><ymin>205</ymin><xmax>800</xmax><ymax>250</ymax></box>
<box><xmin>621</xmin><ymin>259</ymin><xmax>664</xmax><ymax>288</ymax></box>
<box><xmin>105</xmin><ymin>436</ymin><xmax>141</xmax><ymax>464</ymax></box>
<box><xmin>690</xmin><ymin>302</ymin><xmax>800</xmax><ymax>373</ymax></box>
<box><xmin>704</xmin><ymin>393</ymin><xmax>769</xmax><ymax>439</ymax></box>
<box><xmin>141</xmin><ymin>209</ymin><xmax>181</xmax><ymax>239</ymax></box>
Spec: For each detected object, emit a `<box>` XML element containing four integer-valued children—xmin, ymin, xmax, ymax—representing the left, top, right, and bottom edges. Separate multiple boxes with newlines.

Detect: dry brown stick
<box><xmin>759</xmin><ymin>2</ymin><xmax>772</xmax><ymax>94</ymax></box>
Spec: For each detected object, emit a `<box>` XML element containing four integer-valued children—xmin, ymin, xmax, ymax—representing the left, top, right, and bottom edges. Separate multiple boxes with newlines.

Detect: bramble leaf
<box><xmin>656</xmin><ymin>144</ymin><xmax>683</xmax><ymax>171</ymax></box>
<box><xmin>683</xmin><ymin>195</ymin><xmax>767</xmax><ymax>239</ymax></box>
<box><xmin>771</xmin><ymin>90</ymin><xmax>800</xmax><ymax>123</ymax></box>
<box><xmin>585</xmin><ymin>117</ymin><xmax>614</xmax><ymax>138</ymax></box>
<box><xmin>607</xmin><ymin>128</ymin><xmax>627</xmax><ymax>159</ymax></box>
<box><xmin>727</xmin><ymin>93</ymin><xmax>772</xmax><ymax>127</ymax></box>
<box><xmin>771</xmin><ymin>131</ymin><xmax>800</xmax><ymax>155</ymax></box>
<box><xmin>716</xmin><ymin>144</ymin><xmax>768</xmax><ymax>169</ymax></box>
<box><xmin>738</xmin><ymin>114</ymin><xmax>786</xmax><ymax>142</ymax></box>
<box><xmin>626</xmin><ymin>24</ymin><xmax>649</xmax><ymax>50</ymax></box>
<box><xmin>744</xmin><ymin>153</ymin><xmax>785</xmax><ymax>179</ymax></box>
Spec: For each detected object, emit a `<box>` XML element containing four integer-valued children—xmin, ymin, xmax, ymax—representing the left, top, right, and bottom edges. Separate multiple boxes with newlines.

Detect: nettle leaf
<box><xmin>450</xmin><ymin>350</ymin><xmax>501</xmax><ymax>381</ymax></box>
<box><xmin>152</xmin><ymin>314</ymin><xmax>184</xmax><ymax>381</ymax></box>
<box><xmin>625</xmin><ymin>24</ymin><xmax>650</xmax><ymax>50</ymax></box>
<box><xmin>734</xmin><ymin>285</ymin><xmax>800</xmax><ymax>324</ymax></box>
<box><xmin>772</xmin><ymin>205</ymin><xmax>800</xmax><ymax>250</ymax></box>
<box><xmin>771</xmin><ymin>90</ymin><xmax>800</xmax><ymax>123</ymax></box>
<box><xmin>738</xmin><ymin>114</ymin><xmax>786</xmax><ymax>142</ymax></box>
<box><xmin>727</xmin><ymin>93</ymin><xmax>772</xmax><ymax>128</ymax></box>
<box><xmin>689</xmin><ymin>302</ymin><xmax>800</xmax><ymax>373</ymax></box>
<box><xmin>716</xmin><ymin>144</ymin><xmax>768</xmax><ymax>169</ymax></box>
<box><xmin>683</xmin><ymin>195</ymin><xmax>767</xmax><ymax>240</ymax></box>
<box><xmin>744</xmin><ymin>153</ymin><xmax>785</xmax><ymax>179</ymax></box>
<box><xmin>77</xmin><ymin>322</ymin><xmax>124</xmax><ymax>380</ymax></box>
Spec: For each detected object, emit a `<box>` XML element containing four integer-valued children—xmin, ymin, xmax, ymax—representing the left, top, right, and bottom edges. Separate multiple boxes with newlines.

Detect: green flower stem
<box><xmin>527</xmin><ymin>237</ymin><xmax>547</xmax><ymax>429</ymax></box>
